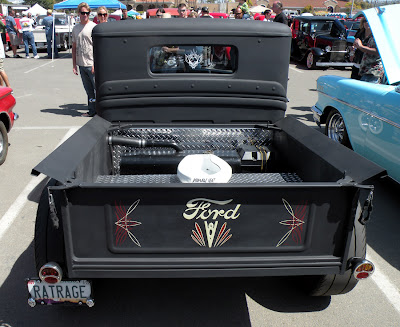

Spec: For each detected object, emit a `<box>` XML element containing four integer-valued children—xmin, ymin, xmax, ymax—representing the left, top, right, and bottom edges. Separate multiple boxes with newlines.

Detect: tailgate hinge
<box><xmin>359</xmin><ymin>189</ymin><xmax>374</xmax><ymax>225</ymax></box>
<box><xmin>48</xmin><ymin>190</ymin><xmax>60</xmax><ymax>229</ymax></box>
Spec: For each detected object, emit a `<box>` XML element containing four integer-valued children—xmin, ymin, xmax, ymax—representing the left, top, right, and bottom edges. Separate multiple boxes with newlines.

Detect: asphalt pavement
<box><xmin>0</xmin><ymin>49</ymin><xmax>399</xmax><ymax>326</ymax></box>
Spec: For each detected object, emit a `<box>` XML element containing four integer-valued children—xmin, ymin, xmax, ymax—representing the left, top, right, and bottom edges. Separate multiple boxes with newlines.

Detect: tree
<box><xmin>302</xmin><ymin>5</ymin><xmax>313</xmax><ymax>13</ymax></box>
<box><xmin>23</xmin><ymin>0</ymin><xmax>55</xmax><ymax>9</ymax></box>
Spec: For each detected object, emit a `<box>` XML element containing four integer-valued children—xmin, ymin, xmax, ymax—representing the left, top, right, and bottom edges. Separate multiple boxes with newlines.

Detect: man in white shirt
<box><xmin>72</xmin><ymin>2</ymin><xmax>97</xmax><ymax>117</ymax></box>
<box><xmin>19</xmin><ymin>13</ymin><xmax>39</xmax><ymax>59</ymax></box>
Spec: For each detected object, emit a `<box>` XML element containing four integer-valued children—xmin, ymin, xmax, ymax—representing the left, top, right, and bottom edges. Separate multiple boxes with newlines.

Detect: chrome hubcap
<box><xmin>0</xmin><ymin>132</ymin><xmax>3</xmax><ymax>154</ymax></box>
<box><xmin>327</xmin><ymin>113</ymin><xmax>344</xmax><ymax>143</ymax></box>
<box><xmin>307</xmin><ymin>53</ymin><xmax>313</xmax><ymax>68</ymax></box>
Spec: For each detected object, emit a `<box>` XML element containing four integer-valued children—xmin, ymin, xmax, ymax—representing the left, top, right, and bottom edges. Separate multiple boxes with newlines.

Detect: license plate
<box><xmin>27</xmin><ymin>279</ymin><xmax>92</xmax><ymax>305</ymax></box>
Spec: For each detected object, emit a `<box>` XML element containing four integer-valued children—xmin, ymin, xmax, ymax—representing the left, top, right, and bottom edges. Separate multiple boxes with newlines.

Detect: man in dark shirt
<box><xmin>272</xmin><ymin>1</ymin><xmax>288</xmax><ymax>25</ymax></box>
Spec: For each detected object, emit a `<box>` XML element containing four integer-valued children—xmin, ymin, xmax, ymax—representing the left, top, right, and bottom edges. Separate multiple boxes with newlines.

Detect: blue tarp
<box><xmin>54</xmin><ymin>0</ymin><xmax>126</xmax><ymax>10</ymax></box>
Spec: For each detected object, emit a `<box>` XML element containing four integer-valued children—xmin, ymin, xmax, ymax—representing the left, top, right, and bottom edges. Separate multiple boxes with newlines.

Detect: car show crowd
<box><xmin>0</xmin><ymin>1</ymin><xmax>384</xmax><ymax>117</ymax></box>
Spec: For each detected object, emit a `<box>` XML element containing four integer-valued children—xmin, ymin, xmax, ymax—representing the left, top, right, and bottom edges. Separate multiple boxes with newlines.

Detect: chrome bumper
<box><xmin>311</xmin><ymin>105</ymin><xmax>322</xmax><ymax>126</ymax></box>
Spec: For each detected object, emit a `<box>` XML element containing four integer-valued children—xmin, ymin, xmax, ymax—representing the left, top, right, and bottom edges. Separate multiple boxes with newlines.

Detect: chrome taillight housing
<box><xmin>352</xmin><ymin>259</ymin><xmax>375</xmax><ymax>280</ymax></box>
<box><xmin>39</xmin><ymin>262</ymin><xmax>63</xmax><ymax>284</ymax></box>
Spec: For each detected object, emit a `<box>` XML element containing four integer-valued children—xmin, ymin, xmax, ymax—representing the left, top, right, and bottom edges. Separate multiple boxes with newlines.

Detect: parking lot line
<box><xmin>0</xmin><ymin>127</ymin><xmax>78</xmax><ymax>241</ymax></box>
<box><xmin>289</xmin><ymin>66</ymin><xmax>303</xmax><ymax>73</ymax></box>
<box><xmin>367</xmin><ymin>247</ymin><xmax>400</xmax><ymax>315</ymax></box>
<box><xmin>24</xmin><ymin>55</ymin><xmax>68</xmax><ymax>74</ymax></box>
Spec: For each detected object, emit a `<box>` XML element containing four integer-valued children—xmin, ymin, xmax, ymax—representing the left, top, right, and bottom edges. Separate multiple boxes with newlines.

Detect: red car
<box><xmin>209</xmin><ymin>13</ymin><xmax>229</xmax><ymax>19</ymax></box>
<box><xmin>0</xmin><ymin>86</ymin><xmax>17</xmax><ymax>165</ymax></box>
<box><xmin>146</xmin><ymin>8</ymin><xmax>179</xmax><ymax>18</ymax></box>
<box><xmin>93</xmin><ymin>14</ymin><xmax>121</xmax><ymax>24</ymax></box>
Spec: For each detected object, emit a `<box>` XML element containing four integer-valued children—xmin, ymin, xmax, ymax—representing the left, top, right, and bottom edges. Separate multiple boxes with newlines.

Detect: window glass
<box><xmin>149</xmin><ymin>45</ymin><xmax>237</xmax><ymax>74</ymax></box>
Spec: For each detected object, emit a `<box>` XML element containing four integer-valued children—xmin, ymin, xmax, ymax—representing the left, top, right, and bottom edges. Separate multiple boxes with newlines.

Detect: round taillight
<box><xmin>44</xmin><ymin>276</ymin><xmax>59</xmax><ymax>284</ymax></box>
<box><xmin>39</xmin><ymin>262</ymin><xmax>63</xmax><ymax>284</ymax></box>
<box><xmin>355</xmin><ymin>272</ymin><xmax>370</xmax><ymax>280</ymax></box>
<box><xmin>353</xmin><ymin>260</ymin><xmax>374</xmax><ymax>280</ymax></box>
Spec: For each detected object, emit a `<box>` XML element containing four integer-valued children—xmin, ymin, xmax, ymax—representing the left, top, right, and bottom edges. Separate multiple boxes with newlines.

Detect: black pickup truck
<box><xmin>27</xmin><ymin>19</ymin><xmax>384</xmax><ymax>307</ymax></box>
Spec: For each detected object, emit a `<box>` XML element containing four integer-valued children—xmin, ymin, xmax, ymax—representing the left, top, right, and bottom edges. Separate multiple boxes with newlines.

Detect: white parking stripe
<box><xmin>14</xmin><ymin>94</ymin><xmax>32</xmax><ymax>99</ymax></box>
<box><xmin>0</xmin><ymin>127</ymin><xmax>78</xmax><ymax>241</ymax></box>
<box><xmin>289</xmin><ymin>66</ymin><xmax>303</xmax><ymax>73</ymax></box>
<box><xmin>24</xmin><ymin>55</ymin><xmax>67</xmax><ymax>74</ymax></box>
<box><xmin>13</xmin><ymin>126</ymin><xmax>81</xmax><ymax>130</ymax></box>
<box><xmin>367</xmin><ymin>247</ymin><xmax>400</xmax><ymax>315</ymax></box>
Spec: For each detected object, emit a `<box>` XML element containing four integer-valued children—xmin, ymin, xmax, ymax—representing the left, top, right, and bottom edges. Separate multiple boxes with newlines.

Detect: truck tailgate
<box><xmin>57</xmin><ymin>180</ymin><xmax>362</xmax><ymax>279</ymax></box>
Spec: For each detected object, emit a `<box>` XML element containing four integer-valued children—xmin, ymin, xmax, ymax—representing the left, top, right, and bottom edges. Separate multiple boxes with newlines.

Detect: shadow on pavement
<box><xmin>0</xmin><ymin>243</ymin><xmax>331</xmax><ymax>326</ymax></box>
<box><xmin>367</xmin><ymin>177</ymin><xmax>400</xmax><ymax>271</ymax></box>
<box><xmin>41</xmin><ymin>104</ymin><xmax>88</xmax><ymax>117</ymax></box>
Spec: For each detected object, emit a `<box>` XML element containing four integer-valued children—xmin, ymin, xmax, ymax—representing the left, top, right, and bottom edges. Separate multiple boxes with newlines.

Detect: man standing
<box><xmin>42</xmin><ymin>10</ymin><xmax>59</xmax><ymax>59</ymax></box>
<box><xmin>234</xmin><ymin>7</ymin><xmax>244</xmax><ymax>20</ymax></box>
<box><xmin>19</xmin><ymin>13</ymin><xmax>39</xmax><ymax>59</ymax></box>
<box><xmin>272</xmin><ymin>1</ymin><xmax>288</xmax><ymax>25</ymax></box>
<box><xmin>72</xmin><ymin>2</ymin><xmax>97</xmax><ymax>117</ymax></box>
<box><xmin>177</xmin><ymin>3</ymin><xmax>188</xmax><ymax>18</ymax></box>
<box><xmin>5</xmin><ymin>10</ymin><xmax>21</xmax><ymax>58</ymax></box>
<box><xmin>121</xmin><ymin>9</ymin><xmax>131</xmax><ymax>20</ymax></box>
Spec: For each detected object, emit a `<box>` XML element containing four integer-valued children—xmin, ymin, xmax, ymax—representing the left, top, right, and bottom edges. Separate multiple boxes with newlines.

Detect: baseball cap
<box><xmin>201</xmin><ymin>7</ymin><xmax>209</xmax><ymax>12</ymax></box>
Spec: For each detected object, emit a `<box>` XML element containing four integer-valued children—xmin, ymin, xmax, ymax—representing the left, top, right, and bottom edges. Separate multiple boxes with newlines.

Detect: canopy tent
<box><xmin>22</xmin><ymin>3</ymin><xmax>47</xmax><ymax>16</ymax></box>
<box><xmin>54</xmin><ymin>0</ymin><xmax>126</xmax><ymax>10</ymax></box>
<box><xmin>249</xmin><ymin>5</ymin><xmax>267</xmax><ymax>14</ymax></box>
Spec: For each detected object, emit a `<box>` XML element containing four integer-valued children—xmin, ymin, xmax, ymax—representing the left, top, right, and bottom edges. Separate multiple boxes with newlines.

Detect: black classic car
<box><xmin>27</xmin><ymin>19</ymin><xmax>382</xmax><ymax>307</ymax></box>
<box><xmin>291</xmin><ymin>16</ymin><xmax>353</xmax><ymax>69</ymax></box>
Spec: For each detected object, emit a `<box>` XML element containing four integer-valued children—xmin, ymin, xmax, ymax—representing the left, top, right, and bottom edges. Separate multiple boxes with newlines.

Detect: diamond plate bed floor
<box><xmin>96</xmin><ymin>173</ymin><xmax>302</xmax><ymax>184</ymax></box>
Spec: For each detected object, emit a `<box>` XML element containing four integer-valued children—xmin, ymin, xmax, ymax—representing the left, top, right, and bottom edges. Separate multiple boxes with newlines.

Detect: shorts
<box><xmin>0</xmin><ymin>59</ymin><xmax>4</xmax><ymax>72</ymax></box>
<box><xmin>9</xmin><ymin>33</ymin><xmax>20</xmax><ymax>46</ymax></box>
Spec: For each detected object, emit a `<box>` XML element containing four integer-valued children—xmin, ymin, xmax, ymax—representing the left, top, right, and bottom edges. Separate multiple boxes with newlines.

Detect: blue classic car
<box><xmin>312</xmin><ymin>4</ymin><xmax>400</xmax><ymax>183</ymax></box>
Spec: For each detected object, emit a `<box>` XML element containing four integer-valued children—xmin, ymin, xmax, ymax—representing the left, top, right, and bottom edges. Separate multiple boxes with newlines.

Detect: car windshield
<box><xmin>37</xmin><ymin>15</ymin><xmax>68</xmax><ymax>26</ymax></box>
<box><xmin>310</xmin><ymin>21</ymin><xmax>334</xmax><ymax>33</ymax></box>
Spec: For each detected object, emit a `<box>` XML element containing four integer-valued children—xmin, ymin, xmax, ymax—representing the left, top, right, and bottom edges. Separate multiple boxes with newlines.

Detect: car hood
<box><xmin>362</xmin><ymin>4</ymin><xmax>400</xmax><ymax>85</ymax></box>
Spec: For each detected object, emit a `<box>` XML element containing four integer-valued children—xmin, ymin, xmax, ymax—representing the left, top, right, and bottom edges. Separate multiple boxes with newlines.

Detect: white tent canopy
<box><xmin>249</xmin><ymin>5</ymin><xmax>267</xmax><ymax>14</ymax></box>
<box><xmin>22</xmin><ymin>3</ymin><xmax>47</xmax><ymax>16</ymax></box>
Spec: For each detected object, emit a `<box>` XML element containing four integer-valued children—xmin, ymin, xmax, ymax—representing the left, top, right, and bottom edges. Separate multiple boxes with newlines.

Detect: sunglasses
<box><xmin>80</xmin><ymin>11</ymin><xmax>90</xmax><ymax>15</ymax></box>
<box><xmin>179</xmin><ymin>9</ymin><xmax>187</xmax><ymax>12</ymax></box>
<box><xmin>98</xmin><ymin>13</ymin><xmax>107</xmax><ymax>16</ymax></box>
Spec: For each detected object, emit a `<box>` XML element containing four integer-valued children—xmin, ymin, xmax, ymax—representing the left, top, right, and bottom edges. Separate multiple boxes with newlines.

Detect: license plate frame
<box><xmin>26</xmin><ymin>279</ymin><xmax>93</xmax><ymax>306</ymax></box>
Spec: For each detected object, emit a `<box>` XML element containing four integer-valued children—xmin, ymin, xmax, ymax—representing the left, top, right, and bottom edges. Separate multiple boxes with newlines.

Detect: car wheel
<box><xmin>0</xmin><ymin>121</ymin><xmax>8</xmax><ymax>165</ymax></box>
<box><xmin>34</xmin><ymin>179</ymin><xmax>66</xmax><ymax>274</ymax></box>
<box><xmin>61</xmin><ymin>39</ymin><xmax>68</xmax><ymax>51</ymax></box>
<box><xmin>306</xmin><ymin>51</ymin><xmax>316</xmax><ymax>69</ymax></box>
<box><xmin>301</xmin><ymin>220</ymin><xmax>366</xmax><ymax>296</ymax></box>
<box><xmin>325</xmin><ymin>109</ymin><xmax>350</xmax><ymax>147</ymax></box>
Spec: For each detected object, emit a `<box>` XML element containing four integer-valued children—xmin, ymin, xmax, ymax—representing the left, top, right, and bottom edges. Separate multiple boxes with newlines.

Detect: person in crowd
<box><xmin>72</xmin><ymin>2</ymin><xmax>97</xmax><ymax>117</ymax></box>
<box><xmin>97</xmin><ymin>6</ymin><xmax>108</xmax><ymax>23</ymax></box>
<box><xmin>353</xmin><ymin>19</ymin><xmax>384</xmax><ymax>83</ymax></box>
<box><xmin>20</xmin><ymin>13</ymin><xmax>39</xmax><ymax>59</ymax></box>
<box><xmin>5</xmin><ymin>10</ymin><xmax>21</xmax><ymax>58</ymax></box>
<box><xmin>263</xmin><ymin>9</ymin><xmax>272</xmax><ymax>21</ymax></box>
<box><xmin>69</xmin><ymin>14</ymin><xmax>76</xmax><ymax>25</ymax></box>
<box><xmin>121</xmin><ymin>8</ymin><xmax>131</xmax><ymax>20</ymax></box>
<box><xmin>200</xmin><ymin>7</ymin><xmax>212</xmax><ymax>18</ymax></box>
<box><xmin>272</xmin><ymin>1</ymin><xmax>288</xmax><ymax>25</ymax></box>
<box><xmin>177</xmin><ymin>3</ymin><xmax>189</xmax><ymax>18</ymax></box>
<box><xmin>234</xmin><ymin>7</ymin><xmax>244</xmax><ymax>19</ymax></box>
<box><xmin>350</xmin><ymin>16</ymin><xmax>365</xmax><ymax>80</ymax></box>
<box><xmin>43</xmin><ymin>9</ymin><xmax>59</xmax><ymax>59</ymax></box>
<box><xmin>238</xmin><ymin>0</ymin><xmax>250</xmax><ymax>19</ymax></box>
<box><xmin>155</xmin><ymin>8</ymin><xmax>165</xmax><ymax>18</ymax></box>
<box><xmin>0</xmin><ymin>31</ymin><xmax>10</xmax><ymax>87</ymax></box>
<box><xmin>0</xmin><ymin>15</ymin><xmax>6</xmax><ymax>55</ymax></box>
<box><xmin>188</xmin><ymin>11</ymin><xmax>198</xmax><ymax>18</ymax></box>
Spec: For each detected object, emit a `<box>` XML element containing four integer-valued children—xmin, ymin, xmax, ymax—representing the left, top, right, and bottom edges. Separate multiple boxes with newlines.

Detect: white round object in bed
<box><xmin>177</xmin><ymin>154</ymin><xmax>232</xmax><ymax>183</ymax></box>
